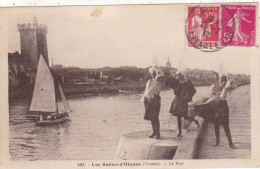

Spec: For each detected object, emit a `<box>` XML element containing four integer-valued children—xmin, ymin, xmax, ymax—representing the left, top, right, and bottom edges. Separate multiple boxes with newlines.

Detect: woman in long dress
<box><xmin>141</xmin><ymin>67</ymin><xmax>165</xmax><ymax>139</ymax></box>
<box><xmin>191</xmin><ymin>8</ymin><xmax>216</xmax><ymax>42</ymax></box>
<box><xmin>227</xmin><ymin>8</ymin><xmax>252</xmax><ymax>44</ymax></box>
<box><xmin>166</xmin><ymin>72</ymin><xmax>200</xmax><ymax>137</ymax></box>
<box><xmin>191</xmin><ymin>8</ymin><xmax>205</xmax><ymax>42</ymax></box>
<box><xmin>194</xmin><ymin>75</ymin><xmax>237</xmax><ymax>148</ymax></box>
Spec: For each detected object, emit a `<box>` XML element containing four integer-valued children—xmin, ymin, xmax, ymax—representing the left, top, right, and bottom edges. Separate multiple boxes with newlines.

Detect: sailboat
<box><xmin>29</xmin><ymin>55</ymin><xmax>72</xmax><ymax>125</ymax></box>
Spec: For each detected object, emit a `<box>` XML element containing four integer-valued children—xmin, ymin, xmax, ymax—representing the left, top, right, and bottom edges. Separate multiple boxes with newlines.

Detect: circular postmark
<box><xmin>185</xmin><ymin>6</ymin><xmax>235</xmax><ymax>52</ymax></box>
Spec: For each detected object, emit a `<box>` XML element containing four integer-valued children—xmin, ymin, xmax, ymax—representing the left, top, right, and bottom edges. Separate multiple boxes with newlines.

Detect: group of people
<box><xmin>141</xmin><ymin>66</ymin><xmax>236</xmax><ymax>140</ymax></box>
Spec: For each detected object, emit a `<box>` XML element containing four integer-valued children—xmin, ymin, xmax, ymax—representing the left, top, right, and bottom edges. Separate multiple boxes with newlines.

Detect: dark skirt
<box><xmin>169</xmin><ymin>96</ymin><xmax>188</xmax><ymax>117</ymax></box>
<box><xmin>144</xmin><ymin>95</ymin><xmax>161</xmax><ymax>120</ymax></box>
<box><xmin>194</xmin><ymin>99</ymin><xmax>229</xmax><ymax>125</ymax></box>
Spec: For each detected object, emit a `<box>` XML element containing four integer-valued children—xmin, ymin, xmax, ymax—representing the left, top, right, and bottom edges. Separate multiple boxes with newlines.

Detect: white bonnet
<box><xmin>148</xmin><ymin>67</ymin><xmax>156</xmax><ymax>75</ymax></box>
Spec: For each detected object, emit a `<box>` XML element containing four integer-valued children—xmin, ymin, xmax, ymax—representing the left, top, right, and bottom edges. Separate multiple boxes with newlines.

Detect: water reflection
<box><xmin>9</xmin><ymin>86</ymin><xmax>210</xmax><ymax>160</ymax></box>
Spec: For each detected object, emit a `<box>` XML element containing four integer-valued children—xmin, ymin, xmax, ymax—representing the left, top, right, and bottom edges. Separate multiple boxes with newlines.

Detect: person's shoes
<box><xmin>229</xmin><ymin>143</ymin><xmax>236</xmax><ymax>149</ymax></box>
<box><xmin>215</xmin><ymin>140</ymin><xmax>220</xmax><ymax>146</ymax></box>
<box><xmin>177</xmin><ymin>132</ymin><xmax>182</xmax><ymax>137</ymax></box>
<box><xmin>148</xmin><ymin>133</ymin><xmax>156</xmax><ymax>138</ymax></box>
<box><xmin>156</xmin><ymin>133</ymin><xmax>160</xmax><ymax>140</ymax></box>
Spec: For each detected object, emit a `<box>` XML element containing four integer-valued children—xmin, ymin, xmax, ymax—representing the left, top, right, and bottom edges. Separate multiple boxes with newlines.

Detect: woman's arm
<box><xmin>210</xmin><ymin>84</ymin><xmax>215</xmax><ymax>92</ymax></box>
<box><xmin>227</xmin><ymin>14</ymin><xmax>235</xmax><ymax>26</ymax></box>
<box><xmin>242</xmin><ymin>17</ymin><xmax>252</xmax><ymax>23</ymax></box>
<box><xmin>140</xmin><ymin>80</ymin><xmax>151</xmax><ymax>102</ymax></box>
<box><xmin>184</xmin><ymin>80</ymin><xmax>196</xmax><ymax>101</ymax></box>
<box><xmin>188</xmin><ymin>80</ymin><xmax>196</xmax><ymax>99</ymax></box>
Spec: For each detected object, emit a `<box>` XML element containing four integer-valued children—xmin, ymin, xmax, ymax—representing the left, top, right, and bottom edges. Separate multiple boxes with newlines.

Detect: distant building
<box><xmin>114</xmin><ymin>76</ymin><xmax>124</xmax><ymax>82</ymax></box>
<box><xmin>8</xmin><ymin>51</ymin><xmax>36</xmax><ymax>86</ymax></box>
<box><xmin>101</xmin><ymin>75</ymin><xmax>109</xmax><ymax>80</ymax></box>
<box><xmin>53</xmin><ymin>64</ymin><xmax>63</xmax><ymax>70</ymax></box>
<box><xmin>100</xmin><ymin>71</ymin><xmax>109</xmax><ymax>80</ymax></box>
<box><xmin>166</xmin><ymin>57</ymin><xmax>171</xmax><ymax>68</ymax></box>
<box><xmin>17</xmin><ymin>16</ymin><xmax>49</xmax><ymax>70</ymax></box>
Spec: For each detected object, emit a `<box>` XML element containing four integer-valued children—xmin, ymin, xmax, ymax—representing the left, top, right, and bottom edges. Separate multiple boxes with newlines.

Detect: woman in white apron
<box><xmin>141</xmin><ymin>67</ymin><xmax>165</xmax><ymax>139</ymax></box>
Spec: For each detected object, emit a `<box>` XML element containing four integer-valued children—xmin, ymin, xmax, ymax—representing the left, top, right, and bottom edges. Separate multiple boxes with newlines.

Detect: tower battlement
<box><xmin>17</xmin><ymin>24</ymin><xmax>36</xmax><ymax>32</ymax></box>
<box><xmin>17</xmin><ymin>24</ymin><xmax>47</xmax><ymax>33</ymax></box>
<box><xmin>37</xmin><ymin>25</ymin><xmax>47</xmax><ymax>34</ymax></box>
<box><xmin>17</xmin><ymin>16</ymin><xmax>49</xmax><ymax>70</ymax></box>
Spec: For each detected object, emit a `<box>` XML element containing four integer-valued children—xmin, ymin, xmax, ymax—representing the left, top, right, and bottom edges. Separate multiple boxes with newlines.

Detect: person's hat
<box><xmin>155</xmin><ymin>69</ymin><xmax>165</xmax><ymax>77</ymax></box>
<box><xmin>155</xmin><ymin>68</ymin><xmax>165</xmax><ymax>81</ymax></box>
<box><xmin>148</xmin><ymin>67</ymin><xmax>156</xmax><ymax>75</ymax></box>
<box><xmin>176</xmin><ymin>63</ymin><xmax>187</xmax><ymax>76</ymax></box>
<box><xmin>219</xmin><ymin>73</ymin><xmax>226</xmax><ymax>79</ymax></box>
<box><xmin>218</xmin><ymin>62</ymin><xmax>226</xmax><ymax>77</ymax></box>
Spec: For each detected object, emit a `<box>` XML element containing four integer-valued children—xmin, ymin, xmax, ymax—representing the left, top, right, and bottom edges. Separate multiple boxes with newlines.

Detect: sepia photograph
<box><xmin>1</xmin><ymin>2</ymin><xmax>260</xmax><ymax>168</ymax></box>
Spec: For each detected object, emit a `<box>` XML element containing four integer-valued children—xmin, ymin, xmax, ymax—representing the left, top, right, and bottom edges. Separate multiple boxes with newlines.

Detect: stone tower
<box><xmin>166</xmin><ymin>56</ymin><xmax>171</xmax><ymax>68</ymax></box>
<box><xmin>17</xmin><ymin>16</ymin><xmax>49</xmax><ymax>70</ymax></box>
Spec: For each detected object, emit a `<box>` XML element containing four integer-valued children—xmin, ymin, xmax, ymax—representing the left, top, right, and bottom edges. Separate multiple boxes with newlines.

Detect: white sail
<box><xmin>58</xmin><ymin>83</ymin><xmax>72</xmax><ymax>113</ymax></box>
<box><xmin>29</xmin><ymin>55</ymin><xmax>57</xmax><ymax>112</ymax></box>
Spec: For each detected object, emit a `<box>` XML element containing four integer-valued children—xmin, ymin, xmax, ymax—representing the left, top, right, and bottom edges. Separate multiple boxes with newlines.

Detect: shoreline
<box><xmin>9</xmin><ymin>81</ymin><xmax>250</xmax><ymax>102</ymax></box>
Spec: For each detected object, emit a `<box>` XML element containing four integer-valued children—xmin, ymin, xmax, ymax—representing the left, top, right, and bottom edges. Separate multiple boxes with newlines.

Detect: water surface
<box><xmin>9</xmin><ymin>86</ymin><xmax>210</xmax><ymax>160</ymax></box>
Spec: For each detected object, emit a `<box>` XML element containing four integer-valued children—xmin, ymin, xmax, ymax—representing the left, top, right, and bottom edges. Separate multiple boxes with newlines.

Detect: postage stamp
<box><xmin>186</xmin><ymin>6</ymin><xmax>221</xmax><ymax>51</ymax></box>
<box><xmin>221</xmin><ymin>5</ymin><xmax>256</xmax><ymax>47</ymax></box>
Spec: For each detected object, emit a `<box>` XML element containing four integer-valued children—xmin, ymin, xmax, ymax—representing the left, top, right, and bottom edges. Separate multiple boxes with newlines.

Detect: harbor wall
<box><xmin>173</xmin><ymin>84</ymin><xmax>250</xmax><ymax>159</ymax></box>
<box><xmin>173</xmin><ymin>117</ymin><xmax>206</xmax><ymax>159</ymax></box>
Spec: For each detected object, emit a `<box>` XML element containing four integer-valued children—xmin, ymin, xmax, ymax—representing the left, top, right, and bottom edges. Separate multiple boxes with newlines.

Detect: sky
<box><xmin>7</xmin><ymin>5</ymin><xmax>253</xmax><ymax>75</ymax></box>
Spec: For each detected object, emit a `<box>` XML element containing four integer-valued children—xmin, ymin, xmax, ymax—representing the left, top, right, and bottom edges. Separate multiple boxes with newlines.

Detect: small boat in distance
<box><xmin>29</xmin><ymin>55</ymin><xmax>72</xmax><ymax>125</ymax></box>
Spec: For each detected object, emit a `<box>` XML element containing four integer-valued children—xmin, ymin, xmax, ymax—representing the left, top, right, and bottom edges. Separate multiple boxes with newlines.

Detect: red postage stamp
<box><xmin>221</xmin><ymin>5</ymin><xmax>256</xmax><ymax>47</ymax></box>
<box><xmin>187</xmin><ymin>6</ymin><xmax>220</xmax><ymax>50</ymax></box>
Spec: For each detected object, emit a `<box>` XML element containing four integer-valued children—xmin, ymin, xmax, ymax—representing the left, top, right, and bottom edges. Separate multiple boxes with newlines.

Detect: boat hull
<box><xmin>36</xmin><ymin>113</ymin><xmax>69</xmax><ymax>125</ymax></box>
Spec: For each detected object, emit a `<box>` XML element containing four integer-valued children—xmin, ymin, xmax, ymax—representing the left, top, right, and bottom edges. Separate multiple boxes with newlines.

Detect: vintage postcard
<box><xmin>0</xmin><ymin>2</ymin><xmax>260</xmax><ymax>169</ymax></box>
